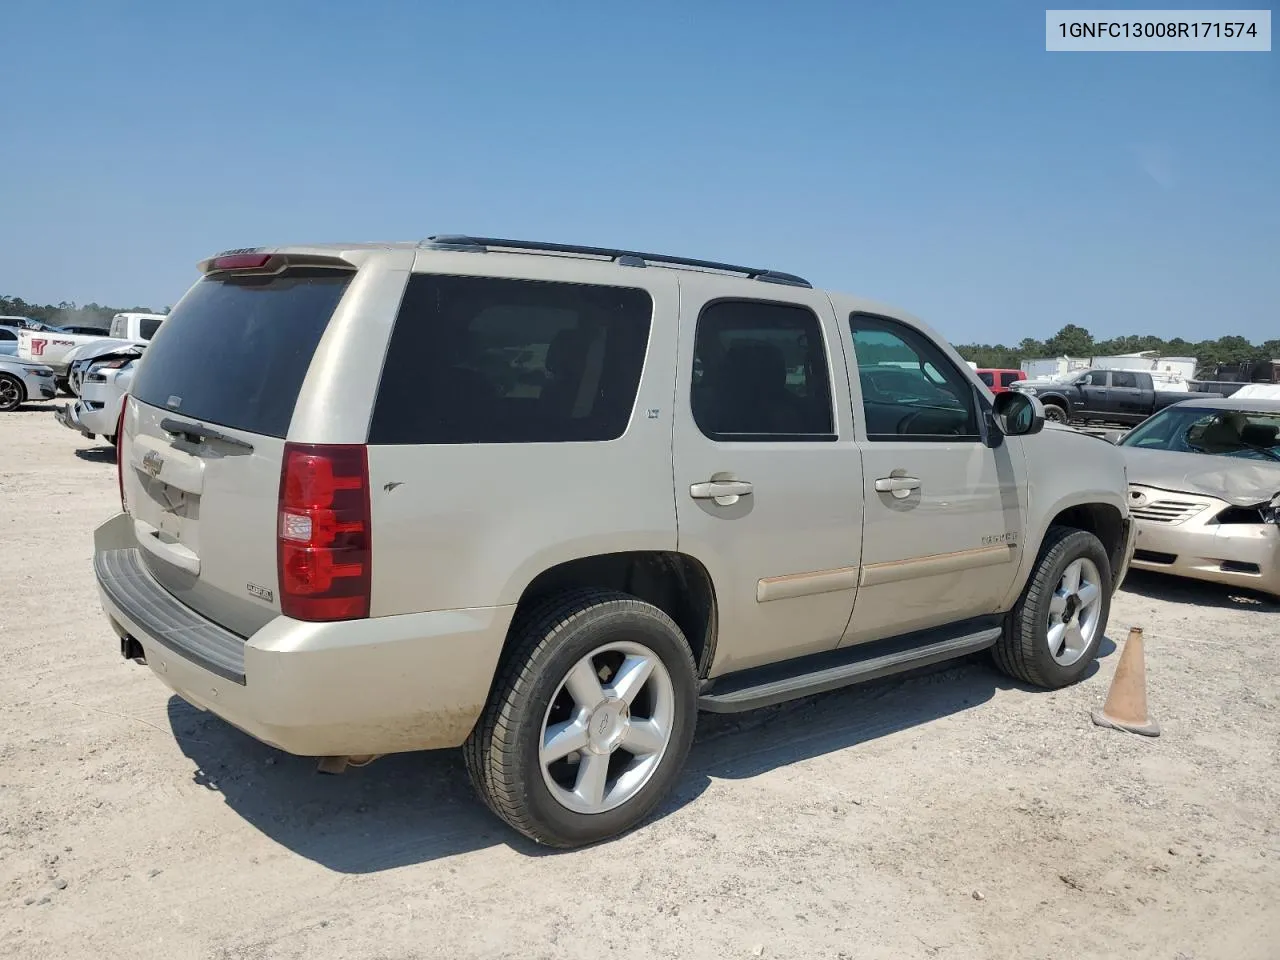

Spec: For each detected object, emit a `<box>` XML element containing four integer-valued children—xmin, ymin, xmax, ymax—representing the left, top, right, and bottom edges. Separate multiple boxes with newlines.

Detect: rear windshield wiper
<box><xmin>160</xmin><ymin>417</ymin><xmax>254</xmax><ymax>452</ymax></box>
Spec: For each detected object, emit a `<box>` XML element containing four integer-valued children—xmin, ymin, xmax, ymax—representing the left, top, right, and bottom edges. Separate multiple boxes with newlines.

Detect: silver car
<box><xmin>0</xmin><ymin>355</ymin><xmax>58</xmax><ymax>411</ymax></box>
<box><xmin>93</xmin><ymin>236</ymin><xmax>1134</xmax><ymax>848</ymax></box>
<box><xmin>1118</xmin><ymin>397</ymin><xmax>1280</xmax><ymax>597</ymax></box>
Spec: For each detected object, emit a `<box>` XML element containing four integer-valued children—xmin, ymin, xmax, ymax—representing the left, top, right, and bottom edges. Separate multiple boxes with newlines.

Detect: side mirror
<box><xmin>993</xmin><ymin>391</ymin><xmax>1045</xmax><ymax>437</ymax></box>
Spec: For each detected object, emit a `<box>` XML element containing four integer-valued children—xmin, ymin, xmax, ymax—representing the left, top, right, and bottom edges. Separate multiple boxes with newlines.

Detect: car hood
<box><xmin>1121</xmin><ymin>446</ymin><xmax>1280</xmax><ymax>506</ymax></box>
<box><xmin>66</xmin><ymin>338</ymin><xmax>141</xmax><ymax>363</ymax></box>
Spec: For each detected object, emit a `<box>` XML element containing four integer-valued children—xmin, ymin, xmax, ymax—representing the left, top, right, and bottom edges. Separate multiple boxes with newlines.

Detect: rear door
<box><xmin>672</xmin><ymin>278</ymin><xmax>863</xmax><ymax>675</ymax></box>
<box><xmin>1107</xmin><ymin>370</ymin><xmax>1146</xmax><ymax>420</ymax></box>
<box><xmin>122</xmin><ymin>261</ymin><xmax>370</xmax><ymax>637</ymax></box>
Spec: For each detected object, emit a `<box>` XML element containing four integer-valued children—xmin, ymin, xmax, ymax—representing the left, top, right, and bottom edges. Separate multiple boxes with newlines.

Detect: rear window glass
<box><xmin>139</xmin><ymin>317</ymin><xmax>163</xmax><ymax>340</ymax></box>
<box><xmin>369</xmin><ymin>274</ymin><xmax>653</xmax><ymax>444</ymax></box>
<box><xmin>129</xmin><ymin>269</ymin><xmax>351</xmax><ymax>438</ymax></box>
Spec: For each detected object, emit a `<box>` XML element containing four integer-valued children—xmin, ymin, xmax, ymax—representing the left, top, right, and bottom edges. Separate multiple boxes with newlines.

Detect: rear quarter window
<box><xmin>369</xmin><ymin>274</ymin><xmax>653</xmax><ymax>444</ymax></box>
<box><xmin>129</xmin><ymin>269</ymin><xmax>352</xmax><ymax>438</ymax></box>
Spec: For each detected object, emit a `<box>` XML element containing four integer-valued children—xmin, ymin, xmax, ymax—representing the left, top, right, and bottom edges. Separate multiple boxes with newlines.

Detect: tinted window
<box><xmin>690</xmin><ymin>300</ymin><xmax>834</xmax><ymax>441</ymax></box>
<box><xmin>370</xmin><ymin>274</ymin><xmax>652</xmax><ymax>444</ymax></box>
<box><xmin>850</xmin><ymin>314</ymin><xmax>979</xmax><ymax>440</ymax></box>
<box><xmin>130</xmin><ymin>269</ymin><xmax>351</xmax><ymax>438</ymax></box>
<box><xmin>977</xmin><ymin>371</ymin><xmax>994</xmax><ymax>387</ymax></box>
<box><xmin>1001</xmin><ymin>372</ymin><xmax>1022</xmax><ymax>388</ymax></box>
<box><xmin>1080</xmin><ymin>371</ymin><xmax>1104</xmax><ymax>386</ymax></box>
<box><xmin>1111</xmin><ymin>371</ymin><xmax>1138</xmax><ymax>388</ymax></box>
<box><xmin>139</xmin><ymin>317</ymin><xmax>163</xmax><ymax>340</ymax></box>
<box><xmin>0</xmin><ymin>329</ymin><xmax>15</xmax><ymax>342</ymax></box>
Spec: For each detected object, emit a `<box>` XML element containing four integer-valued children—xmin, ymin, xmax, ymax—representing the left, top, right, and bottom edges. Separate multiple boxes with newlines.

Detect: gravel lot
<box><xmin>2</xmin><ymin>403</ymin><xmax>1278</xmax><ymax>960</ymax></box>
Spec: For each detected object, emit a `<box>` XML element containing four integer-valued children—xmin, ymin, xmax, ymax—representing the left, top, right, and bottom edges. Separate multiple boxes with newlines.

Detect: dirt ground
<box><xmin>1</xmin><ymin>403</ymin><xmax>1278</xmax><ymax>960</ymax></box>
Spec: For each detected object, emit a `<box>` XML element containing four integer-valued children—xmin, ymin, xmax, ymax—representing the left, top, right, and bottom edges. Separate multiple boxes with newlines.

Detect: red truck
<box><xmin>976</xmin><ymin>368</ymin><xmax>1027</xmax><ymax>394</ymax></box>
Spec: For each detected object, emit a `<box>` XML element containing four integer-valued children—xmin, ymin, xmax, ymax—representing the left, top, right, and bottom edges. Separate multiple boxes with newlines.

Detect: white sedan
<box><xmin>0</xmin><ymin>356</ymin><xmax>58</xmax><ymax>411</ymax></box>
<box><xmin>54</xmin><ymin>352</ymin><xmax>139</xmax><ymax>443</ymax></box>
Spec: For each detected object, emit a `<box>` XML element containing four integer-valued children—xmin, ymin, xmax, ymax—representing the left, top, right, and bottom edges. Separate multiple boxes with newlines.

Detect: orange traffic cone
<box><xmin>1091</xmin><ymin>627</ymin><xmax>1160</xmax><ymax>737</ymax></box>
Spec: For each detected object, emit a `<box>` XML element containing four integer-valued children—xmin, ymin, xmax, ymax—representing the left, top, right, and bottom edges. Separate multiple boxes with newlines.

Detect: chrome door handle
<box><xmin>874</xmin><ymin>476</ymin><xmax>920</xmax><ymax>499</ymax></box>
<box><xmin>690</xmin><ymin>479</ymin><xmax>754</xmax><ymax>505</ymax></box>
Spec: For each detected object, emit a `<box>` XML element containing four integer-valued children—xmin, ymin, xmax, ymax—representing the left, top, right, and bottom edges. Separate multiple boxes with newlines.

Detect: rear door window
<box><xmin>129</xmin><ymin>268</ymin><xmax>352</xmax><ymax>438</ymax></box>
<box><xmin>369</xmin><ymin>274</ymin><xmax>653</xmax><ymax>444</ymax></box>
<box><xmin>977</xmin><ymin>371</ymin><xmax>994</xmax><ymax>387</ymax></box>
<box><xmin>1111</xmin><ymin>371</ymin><xmax>1138</xmax><ymax>388</ymax></box>
<box><xmin>690</xmin><ymin>299</ymin><xmax>834</xmax><ymax>440</ymax></box>
<box><xmin>139</xmin><ymin>317</ymin><xmax>163</xmax><ymax>340</ymax></box>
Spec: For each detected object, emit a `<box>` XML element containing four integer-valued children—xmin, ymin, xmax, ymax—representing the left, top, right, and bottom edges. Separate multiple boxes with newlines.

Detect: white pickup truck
<box><xmin>19</xmin><ymin>312</ymin><xmax>164</xmax><ymax>392</ymax></box>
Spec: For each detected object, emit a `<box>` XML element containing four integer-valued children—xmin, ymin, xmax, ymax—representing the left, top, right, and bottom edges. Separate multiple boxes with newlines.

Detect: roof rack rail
<box><xmin>420</xmin><ymin>235</ymin><xmax>812</xmax><ymax>288</ymax></box>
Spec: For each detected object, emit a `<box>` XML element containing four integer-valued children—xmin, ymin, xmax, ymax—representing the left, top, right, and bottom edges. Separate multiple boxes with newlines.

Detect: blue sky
<box><xmin>2</xmin><ymin>1</ymin><xmax>1275</xmax><ymax>345</ymax></box>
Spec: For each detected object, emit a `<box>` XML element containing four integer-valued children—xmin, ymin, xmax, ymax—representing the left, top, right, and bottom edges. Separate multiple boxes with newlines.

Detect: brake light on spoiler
<box><xmin>210</xmin><ymin>253</ymin><xmax>272</xmax><ymax>271</ymax></box>
<box><xmin>277</xmin><ymin>444</ymin><xmax>372</xmax><ymax>621</ymax></box>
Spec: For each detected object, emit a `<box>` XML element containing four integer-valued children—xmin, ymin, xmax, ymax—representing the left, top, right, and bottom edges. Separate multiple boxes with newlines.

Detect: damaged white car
<box><xmin>54</xmin><ymin>347</ymin><xmax>142</xmax><ymax>445</ymax></box>
<box><xmin>1116</xmin><ymin>397</ymin><xmax>1280</xmax><ymax>598</ymax></box>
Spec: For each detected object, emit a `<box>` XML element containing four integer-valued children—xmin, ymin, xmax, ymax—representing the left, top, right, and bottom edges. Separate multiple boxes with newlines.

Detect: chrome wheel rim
<box><xmin>0</xmin><ymin>378</ymin><xmax>19</xmax><ymax>410</ymax></box>
<box><xmin>1047</xmin><ymin>557</ymin><xmax>1103</xmax><ymax>666</ymax></box>
<box><xmin>539</xmin><ymin>641</ymin><xmax>675</xmax><ymax>815</ymax></box>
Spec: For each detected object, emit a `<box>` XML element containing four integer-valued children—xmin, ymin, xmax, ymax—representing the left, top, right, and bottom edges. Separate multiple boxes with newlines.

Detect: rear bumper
<box><xmin>93</xmin><ymin>514</ymin><xmax>515</xmax><ymax>756</ymax></box>
<box><xmin>54</xmin><ymin>401</ymin><xmax>94</xmax><ymax>437</ymax></box>
<box><xmin>1131</xmin><ymin>517</ymin><xmax>1280</xmax><ymax>596</ymax></box>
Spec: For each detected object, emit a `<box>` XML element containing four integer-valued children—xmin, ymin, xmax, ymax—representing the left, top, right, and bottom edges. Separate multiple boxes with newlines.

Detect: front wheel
<box><xmin>992</xmin><ymin>526</ymin><xmax>1112</xmax><ymax>689</ymax></box>
<box><xmin>1042</xmin><ymin>403</ymin><xmax>1068</xmax><ymax>424</ymax></box>
<box><xmin>0</xmin><ymin>374</ymin><xmax>25</xmax><ymax>412</ymax></box>
<box><xmin>464</xmin><ymin>590</ymin><xmax>698</xmax><ymax>848</ymax></box>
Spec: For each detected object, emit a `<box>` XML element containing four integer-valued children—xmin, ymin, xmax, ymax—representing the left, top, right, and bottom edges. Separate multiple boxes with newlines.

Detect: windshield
<box><xmin>1120</xmin><ymin>406</ymin><xmax>1280</xmax><ymax>462</ymax></box>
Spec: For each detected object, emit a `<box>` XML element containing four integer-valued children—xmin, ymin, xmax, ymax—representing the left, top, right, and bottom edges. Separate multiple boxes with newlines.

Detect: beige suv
<box><xmin>94</xmin><ymin>236</ymin><xmax>1135</xmax><ymax>847</ymax></box>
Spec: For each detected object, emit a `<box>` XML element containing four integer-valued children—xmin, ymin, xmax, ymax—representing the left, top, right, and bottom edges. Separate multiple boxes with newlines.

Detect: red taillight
<box><xmin>277</xmin><ymin>443</ymin><xmax>371</xmax><ymax>622</ymax></box>
<box><xmin>116</xmin><ymin>399</ymin><xmax>127</xmax><ymax>509</ymax></box>
<box><xmin>211</xmin><ymin>253</ymin><xmax>272</xmax><ymax>271</ymax></box>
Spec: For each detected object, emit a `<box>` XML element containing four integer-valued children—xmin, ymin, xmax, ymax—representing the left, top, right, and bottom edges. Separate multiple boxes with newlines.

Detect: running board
<box><xmin>697</xmin><ymin>620</ymin><xmax>1003</xmax><ymax>713</ymax></box>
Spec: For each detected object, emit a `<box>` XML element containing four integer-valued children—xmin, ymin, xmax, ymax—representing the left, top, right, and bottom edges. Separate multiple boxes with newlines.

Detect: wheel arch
<box><xmin>1005</xmin><ymin>493</ymin><xmax>1129</xmax><ymax>609</ymax></box>
<box><xmin>507</xmin><ymin>551</ymin><xmax>719</xmax><ymax>679</ymax></box>
<box><xmin>1038</xmin><ymin>392</ymin><xmax>1070</xmax><ymax>413</ymax></box>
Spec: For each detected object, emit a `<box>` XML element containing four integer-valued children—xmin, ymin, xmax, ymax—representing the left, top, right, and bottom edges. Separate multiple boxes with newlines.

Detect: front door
<box><xmin>1078</xmin><ymin>371</ymin><xmax>1108</xmax><ymax>415</ymax></box>
<box><xmin>839</xmin><ymin>311</ymin><xmax>1026</xmax><ymax>645</ymax></box>
<box><xmin>673</xmin><ymin>277</ymin><xmax>864</xmax><ymax>676</ymax></box>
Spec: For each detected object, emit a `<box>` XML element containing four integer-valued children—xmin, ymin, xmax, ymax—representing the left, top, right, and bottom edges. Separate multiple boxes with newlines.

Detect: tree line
<box><xmin>1</xmin><ymin>295</ymin><xmax>168</xmax><ymax>331</ymax></box>
<box><xmin>955</xmin><ymin>323</ymin><xmax>1278</xmax><ymax>377</ymax></box>
<box><xmin>2</xmin><ymin>294</ymin><xmax>1272</xmax><ymax>378</ymax></box>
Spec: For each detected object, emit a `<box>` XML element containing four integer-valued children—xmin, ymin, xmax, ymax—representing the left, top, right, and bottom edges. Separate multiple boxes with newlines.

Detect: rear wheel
<box><xmin>0</xmin><ymin>374</ymin><xmax>24</xmax><ymax>412</ymax></box>
<box><xmin>464</xmin><ymin>590</ymin><xmax>698</xmax><ymax>848</ymax></box>
<box><xmin>1042</xmin><ymin>403</ymin><xmax>1068</xmax><ymax>424</ymax></box>
<box><xmin>993</xmin><ymin>526</ymin><xmax>1111</xmax><ymax>688</ymax></box>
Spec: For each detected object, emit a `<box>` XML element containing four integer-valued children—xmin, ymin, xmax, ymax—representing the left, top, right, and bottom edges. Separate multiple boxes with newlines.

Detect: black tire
<box><xmin>0</xmin><ymin>374</ymin><xmax>25</xmax><ymax>412</ymax></box>
<box><xmin>1042</xmin><ymin>403</ymin><xmax>1068</xmax><ymax>424</ymax></box>
<box><xmin>992</xmin><ymin>526</ymin><xmax>1112</xmax><ymax>689</ymax></box>
<box><xmin>464</xmin><ymin>589</ymin><xmax>698</xmax><ymax>848</ymax></box>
